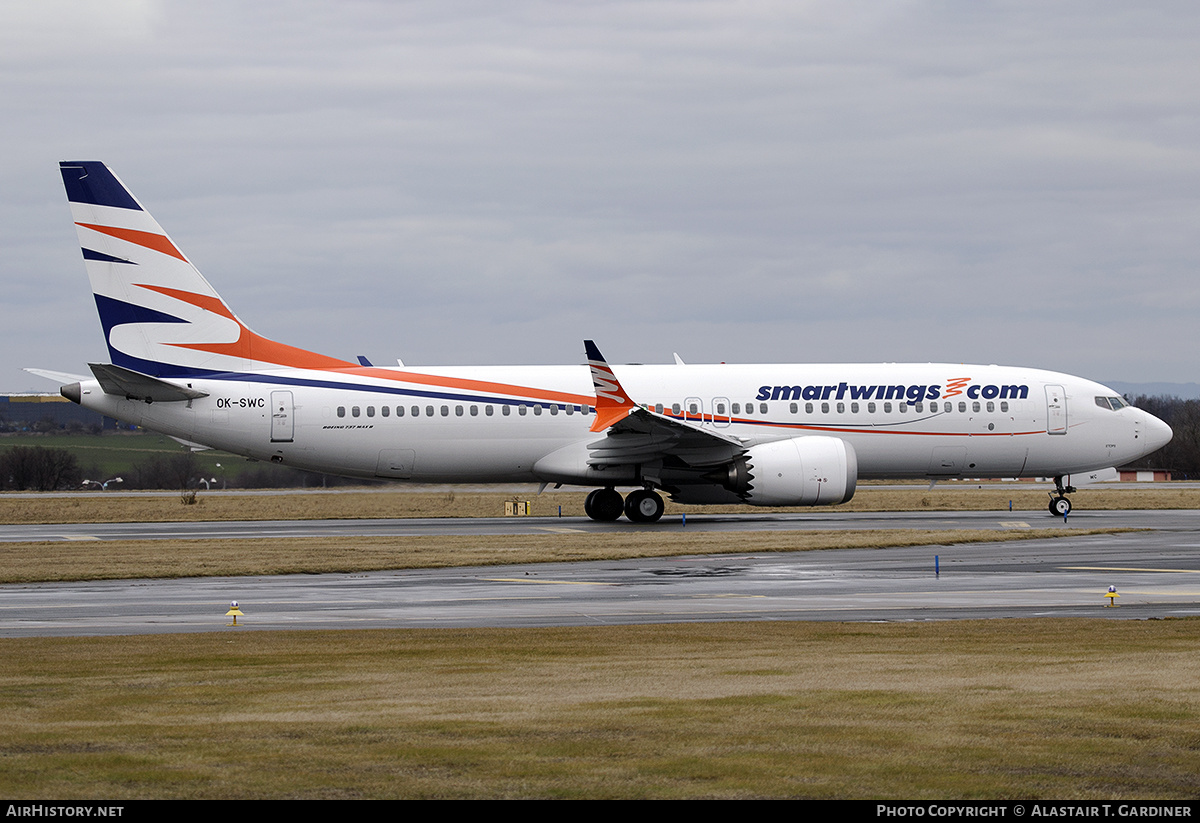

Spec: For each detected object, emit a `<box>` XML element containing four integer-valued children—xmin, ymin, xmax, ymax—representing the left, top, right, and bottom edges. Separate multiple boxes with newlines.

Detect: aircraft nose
<box><xmin>1144</xmin><ymin>413</ymin><xmax>1173</xmax><ymax>453</ymax></box>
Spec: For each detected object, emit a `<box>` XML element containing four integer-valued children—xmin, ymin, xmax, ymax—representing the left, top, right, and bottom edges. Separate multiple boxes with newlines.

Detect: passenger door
<box><xmin>1045</xmin><ymin>385</ymin><xmax>1067</xmax><ymax>435</ymax></box>
<box><xmin>270</xmin><ymin>390</ymin><xmax>294</xmax><ymax>443</ymax></box>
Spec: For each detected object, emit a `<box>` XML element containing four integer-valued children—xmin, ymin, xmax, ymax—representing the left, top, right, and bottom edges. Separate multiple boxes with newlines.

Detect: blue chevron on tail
<box><xmin>59</xmin><ymin>161</ymin><xmax>352</xmax><ymax>377</ymax></box>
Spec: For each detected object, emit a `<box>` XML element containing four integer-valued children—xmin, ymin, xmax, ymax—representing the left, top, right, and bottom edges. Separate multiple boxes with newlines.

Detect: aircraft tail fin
<box><xmin>59</xmin><ymin>161</ymin><xmax>352</xmax><ymax>377</ymax></box>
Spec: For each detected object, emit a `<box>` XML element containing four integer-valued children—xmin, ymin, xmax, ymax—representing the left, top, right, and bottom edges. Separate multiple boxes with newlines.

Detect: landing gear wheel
<box><xmin>1049</xmin><ymin>496</ymin><xmax>1072</xmax><ymax>517</ymax></box>
<box><xmin>584</xmin><ymin>488</ymin><xmax>624</xmax><ymax>522</ymax></box>
<box><xmin>624</xmin><ymin>489</ymin><xmax>665</xmax><ymax>523</ymax></box>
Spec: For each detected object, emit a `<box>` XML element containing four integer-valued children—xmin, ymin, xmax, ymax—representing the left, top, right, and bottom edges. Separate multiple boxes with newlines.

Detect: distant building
<box><xmin>1117</xmin><ymin>469</ymin><xmax>1172</xmax><ymax>482</ymax></box>
<box><xmin>0</xmin><ymin>393</ymin><xmax>124</xmax><ymax>431</ymax></box>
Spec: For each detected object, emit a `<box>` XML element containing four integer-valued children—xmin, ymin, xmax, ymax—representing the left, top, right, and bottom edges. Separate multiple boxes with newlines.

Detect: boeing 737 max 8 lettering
<box><xmin>35</xmin><ymin>162</ymin><xmax>1173</xmax><ymax>522</ymax></box>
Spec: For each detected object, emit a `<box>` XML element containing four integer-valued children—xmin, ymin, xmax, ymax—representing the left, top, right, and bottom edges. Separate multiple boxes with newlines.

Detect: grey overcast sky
<box><xmin>3</xmin><ymin>1</ymin><xmax>1198</xmax><ymax>392</ymax></box>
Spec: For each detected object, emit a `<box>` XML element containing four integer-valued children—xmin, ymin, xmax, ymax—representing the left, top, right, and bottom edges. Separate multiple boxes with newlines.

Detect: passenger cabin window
<box><xmin>396</xmin><ymin>406</ymin><xmax>404</xmax><ymax>417</ymax></box>
<box><xmin>759</xmin><ymin>403</ymin><xmax>768</xmax><ymax>414</ymax></box>
<box><xmin>366</xmin><ymin>406</ymin><xmax>375</xmax><ymax>417</ymax></box>
<box><xmin>426</xmin><ymin>406</ymin><xmax>434</xmax><ymax>417</ymax></box>
<box><xmin>337</xmin><ymin>406</ymin><xmax>345</xmax><ymax>418</ymax></box>
<box><xmin>806</xmin><ymin>402</ymin><xmax>814</xmax><ymax>414</ymax></box>
<box><xmin>732</xmin><ymin>403</ymin><xmax>740</xmax><ymax>414</ymax></box>
<box><xmin>352</xmin><ymin>406</ymin><xmax>360</xmax><ymax>417</ymax></box>
<box><xmin>455</xmin><ymin>405</ymin><xmax>463</xmax><ymax>416</ymax></box>
<box><xmin>502</xmin><ymin>405</ymin><xmax>511</xmax><ymax>416</ymax></box>
<box><xmin>381</xmin><ymin>406</ymin><xmax>389</xmax><ymax>417</ymax></box>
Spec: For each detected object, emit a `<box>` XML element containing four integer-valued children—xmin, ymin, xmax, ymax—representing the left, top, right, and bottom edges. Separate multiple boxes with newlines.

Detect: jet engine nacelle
<box><xmin>727</xmin><ymin>436</ymin><xmax>857</xmax><ymax>506</ymax></box>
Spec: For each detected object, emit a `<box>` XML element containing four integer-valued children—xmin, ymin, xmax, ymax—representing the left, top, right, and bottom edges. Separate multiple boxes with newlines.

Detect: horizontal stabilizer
<box><xmin>89</xmin><ymin>363</ymin><xmax>209</xmax><ymax>402</ymax></box>
<box><xmin>23</xmin><ymin>367</ymin><xmax>91</xmax><ymax>385</ymax></box>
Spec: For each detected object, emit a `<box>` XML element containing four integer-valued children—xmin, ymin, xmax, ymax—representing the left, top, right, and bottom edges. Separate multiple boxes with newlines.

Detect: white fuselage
<box><xmin>50</xmin><ymin>161</ymin><xmax>1174</xmax><ymax>515</ymax></box>
<box><xmin>70</xmin><ymin>361</ymin><xmax>1169</xmax><ymax>485</ymax></box>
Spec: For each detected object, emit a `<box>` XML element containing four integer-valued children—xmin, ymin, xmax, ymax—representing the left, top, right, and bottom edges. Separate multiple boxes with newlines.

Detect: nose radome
<box><xmin>1144</xmin><ymin>413</ymin><xmax>1173</xmax><ymax>453</ymax></box>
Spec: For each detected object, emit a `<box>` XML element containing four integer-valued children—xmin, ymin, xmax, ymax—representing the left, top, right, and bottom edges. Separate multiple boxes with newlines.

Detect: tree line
<box><xmin>0</xmin><ymin>446</ymin><xmax>368</xmax><ymax>491</ymax></box>
<box><xmin>1124</xmin><ymin>396</ymin><xmax>1200</xmax><ymax>478</ymax></box>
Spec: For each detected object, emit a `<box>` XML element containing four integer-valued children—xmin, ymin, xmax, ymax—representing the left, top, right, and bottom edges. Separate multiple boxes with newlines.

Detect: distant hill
<box><xmin>1105</xmin><ymin>382</ymin><xmax>1200</xmax><ymax>400</ymax></box>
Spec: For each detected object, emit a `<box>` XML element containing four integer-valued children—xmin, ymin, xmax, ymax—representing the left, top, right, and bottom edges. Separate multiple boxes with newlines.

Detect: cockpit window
<box><xmin>1095</xmin><ymin>396</ymin><xmax>1130</xmax><ymax>410</ymax></box>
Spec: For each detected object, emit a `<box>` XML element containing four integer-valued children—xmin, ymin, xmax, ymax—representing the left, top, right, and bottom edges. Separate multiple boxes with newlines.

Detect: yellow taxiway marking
<box><xmin>484</xmin><ymin>578</ymin><xmax>615</xmax><ymax>586</ymax></box>
<box><xmin>1064</xmin><ymin>566</ymin><xmax>1200</xmax><ymax>574</ymax></box>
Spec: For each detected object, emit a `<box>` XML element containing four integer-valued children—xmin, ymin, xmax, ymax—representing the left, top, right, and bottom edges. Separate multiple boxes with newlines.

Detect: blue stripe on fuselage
<box><xmin>200</xmin><ymin>371</ymin><xmax>583</xmax><ymax>409</ymax></box>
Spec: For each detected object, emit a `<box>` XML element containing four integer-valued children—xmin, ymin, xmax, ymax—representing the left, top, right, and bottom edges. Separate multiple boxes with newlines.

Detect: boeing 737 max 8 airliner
<box><xmin>35</xmin><ymin>162</ymin><xmax>1172</xmax><ymax>522</ymax></box>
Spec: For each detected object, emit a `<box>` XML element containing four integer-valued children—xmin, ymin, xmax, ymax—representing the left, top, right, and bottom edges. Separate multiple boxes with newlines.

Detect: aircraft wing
<box><xmin>584</xmin><ymin>340</ymin><xmax>746</xmax><ymax>470</ymax></box>
<box><xmin>586</xmin><ymin>405</ymin><xmax>746</xmax><ymax>468</ymax></box>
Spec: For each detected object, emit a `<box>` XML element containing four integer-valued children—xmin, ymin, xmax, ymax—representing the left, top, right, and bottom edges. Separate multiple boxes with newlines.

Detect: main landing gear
<box><xmin>584</xmin><ymin>487</ymin><xmax>665</xmax><ymax>523</ymax></box>
<box><xmin>1048</xmin><ymin>475</ymin><xmax>1075</xmax><ymax>516</ymax></box>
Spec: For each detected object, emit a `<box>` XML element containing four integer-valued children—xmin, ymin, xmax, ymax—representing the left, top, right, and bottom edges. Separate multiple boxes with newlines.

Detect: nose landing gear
<box><xmin>1048</xmin><ymin>475</ymin><xmax>1076</xmax><ymax>516</ymax></box>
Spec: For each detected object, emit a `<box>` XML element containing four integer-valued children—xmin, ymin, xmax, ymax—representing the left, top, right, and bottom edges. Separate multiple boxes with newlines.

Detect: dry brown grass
<box><xmin>1</xmin><ymin>483</ymin><xmax>1197</xmax><ymax>524</ymax></box>
<box><xmin>2</xmin><ymin>620</ymin><xmax>1198</xmax><ymax>799</ymax></box>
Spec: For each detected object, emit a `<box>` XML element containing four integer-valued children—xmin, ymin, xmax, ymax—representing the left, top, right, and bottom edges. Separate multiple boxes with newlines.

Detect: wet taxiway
<box><xmin>2</xmin><ymin>510</ymin><xmax>1198</xmax><ymax>636</ymax></box>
